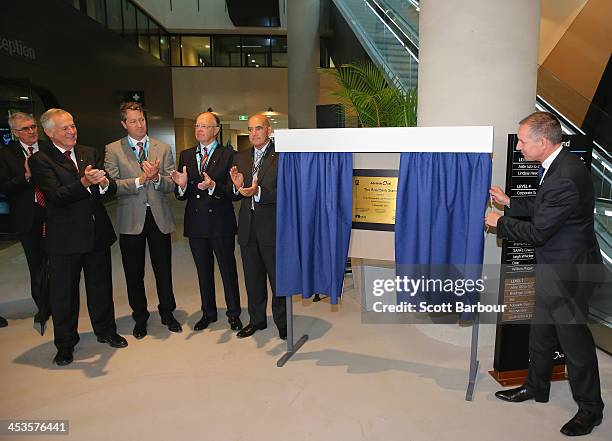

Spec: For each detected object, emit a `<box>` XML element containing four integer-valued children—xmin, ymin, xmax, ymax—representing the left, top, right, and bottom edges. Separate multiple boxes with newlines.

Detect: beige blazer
<box><xmin>104</xmin><ymin>136</ymin><xmax>176</xmax><ymax>235</ymax></box>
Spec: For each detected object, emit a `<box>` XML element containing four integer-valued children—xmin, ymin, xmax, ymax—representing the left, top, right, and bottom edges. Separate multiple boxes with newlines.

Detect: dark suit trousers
<box><xmin>526</xmin><ymin>321</ymin><xmax>604</xmax><ymax>414</ymax></box>
<box><xmin>48</xmin><ymin>247</ymin><xmax>117</xmax><ymax>350</ymax></box>
<box><xmin>240</xmin><ymin>212</ymin><xmax>286</xmax><ymax>329</ymax></box>
<box><xmin>119</xmin><ymin>208</ymin><xmax>176</xmax><ymax>324</ymax></box>
<box><xmin>18</xmin><ymin>204</ymin><xmax>46</xmax><ymax>314</ymax></box>
<box><xmin>189</xmin><ymin>236</ymin><xmax>241</xmax><ymax>319</ymax></box>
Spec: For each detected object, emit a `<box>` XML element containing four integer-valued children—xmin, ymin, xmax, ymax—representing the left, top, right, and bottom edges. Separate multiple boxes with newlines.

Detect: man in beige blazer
<box><xmin>105</xmin><ymin>102</ymin><xmax>181</xmax><ymax>339</ymax></box>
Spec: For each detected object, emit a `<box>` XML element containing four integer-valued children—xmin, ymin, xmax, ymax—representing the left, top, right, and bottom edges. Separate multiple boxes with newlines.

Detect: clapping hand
<box><xmin>171</xmin><ymin>166</ymin><xmax>188</xmax><ymax>189</ymax></box>
<box><xmin>82</xmin><ymin>165</ymin><xmax>107</xmax><ymax>187</ymax></box>
<box><xmin>229</xmin><ymin>165</ymin><xmax>244</xmax><ymax>189</ymax></box>
<box><xmin>197</xmin><ymin>172</ymin><xmax>214</xmax><ymax>191</ymax></box>
<box><xmin>142</xmin><ymin>159</ymin><xmax>160</xmax><ymax>181</ymax></box>
<box><xmin>238</xmin><ymin>177</ymin><xmax>258</xmax><ymax>197</ymax></box>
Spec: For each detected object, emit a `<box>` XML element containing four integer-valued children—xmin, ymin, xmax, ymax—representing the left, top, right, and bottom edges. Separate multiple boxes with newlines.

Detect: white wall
<box><xmin>172</xmin><ymin>67</ymin><xmax>288</xmax><ymax>132</ymax></box>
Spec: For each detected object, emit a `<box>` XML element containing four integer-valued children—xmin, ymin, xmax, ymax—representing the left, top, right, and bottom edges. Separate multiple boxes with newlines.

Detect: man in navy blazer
<box><xmin>171</xmin><ymin>112</ymin><xmax>242</xmax><ymax>332</ymax></box>
<box><xmin>29</xmin><ymin>109</ymin><xmax>127</xmax><ymax>366</ymax></box>
<box><xmin>486</xmin><ymin>112</ymin><xmax>604</xmax><ymax>437</ymax></box>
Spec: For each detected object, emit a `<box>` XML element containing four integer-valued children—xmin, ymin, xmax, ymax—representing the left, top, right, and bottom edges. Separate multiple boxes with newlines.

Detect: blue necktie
<box><xmin>537</xmin><ymin>165</ymin><xmax>545</xmax><ymax>184</ymax></box>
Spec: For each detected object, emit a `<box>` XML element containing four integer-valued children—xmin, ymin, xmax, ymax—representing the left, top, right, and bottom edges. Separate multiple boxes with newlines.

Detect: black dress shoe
<box><xmin>236</xmin><ymin>323</ymin><xmax>266</xmax><ymax>338</ymax></box>
<box><xmin>133</xmin><ymin>323</ymin><xmax>147</xmax><ymax>339</ymax></box>
<box><xmin>161</xmin><ymin>314</ymin><xmax>183</xmax><ymax>333</ymax></box>
<box><xmin>560</xmin><ymin>409</ymin><xmax>602</xmax><ymax>436</ymax></box>
<box><xmin>53</xmin><ymin>348</ymin><xmax>74</xmax><ymax>366</ymax></box>
<box><xmin>97</xmin><ymin>333</ymin><xmax>129</xmax><ymax>348</ymax></box>
<box><xmin>278</xmin><ymin>327</ymin><xmax>287</xmax><ymax>340</ymax></box>
<box><xmin>0</xmin><ymin>316</ymin><xmax>7</xmax><ymax>328</ymax></box>
<box><xmin>194</xmin><ymin>315</ymin><xmax>217</xmax><ymax>331</ymax></box>
<box><xmin>495</xmin><ymin>386</ymin><xmax>549</xmax><ymax>403</ymax></box>
<box><xmin>228</xmin><ymin>316</ymin><xmax>243</xmax><ymax>331</ymax></box>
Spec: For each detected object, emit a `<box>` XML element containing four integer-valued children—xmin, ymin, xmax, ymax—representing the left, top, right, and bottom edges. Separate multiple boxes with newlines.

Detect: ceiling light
<box><xmin>18</xmin><ymin>96</ymin><xmax>30</xmax><ymax>100</ymax></box>
<box><xmin>205</xmin><ymin>45</ymin><xmax>210</xmax><ymax>48</ymax></box>
<box><xmin>255</xmin><ymin>64</ymin><xmax>259</xmax><ymax>67</ymax></box>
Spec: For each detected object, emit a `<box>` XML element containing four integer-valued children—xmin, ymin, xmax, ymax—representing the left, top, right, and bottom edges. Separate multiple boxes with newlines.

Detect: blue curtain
<box><xmin>276</xmin><ymin>152</ymin><xmax>353</xmax><ymax>304</ymax></box>
<box><xmin>395</xmin><ymin>152</ymin><xmax>492</xmax><ymax>320</ymax></box>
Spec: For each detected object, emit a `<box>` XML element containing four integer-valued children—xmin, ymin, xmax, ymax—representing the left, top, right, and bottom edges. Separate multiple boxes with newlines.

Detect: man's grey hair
<box><xmin>519</xmin><ymin>111</ymin><xmax>562</xmax><ymax>145</ymax></box>
<box><xmin>8</xmin><ymin>112</ymin><xmax>35</xmax><ymax>129</ymax></box>
<box><xmin>40</xmin><ymin>108</ymin><xmax>72</xmax><ymax>130</ymax></box>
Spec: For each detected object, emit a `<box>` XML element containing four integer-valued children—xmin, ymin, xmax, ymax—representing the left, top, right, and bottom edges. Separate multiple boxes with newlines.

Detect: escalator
<box><xmin>331</xmin><ymin>0</ymin><xmax>612</xmax><ymax>337</ymax></box>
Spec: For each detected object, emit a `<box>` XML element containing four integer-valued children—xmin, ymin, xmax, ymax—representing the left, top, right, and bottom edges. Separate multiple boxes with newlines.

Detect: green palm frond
<box><xmin>326</xmin><ymin>61</ymin><xmax>417</xmax><ymax>128</ymax></box>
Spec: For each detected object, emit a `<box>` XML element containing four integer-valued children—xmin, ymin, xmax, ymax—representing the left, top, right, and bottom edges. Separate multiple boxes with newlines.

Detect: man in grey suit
<box><xmin>105</xmin><ymin>102</ymin><xmax>181</xmax><ymax>338</ymax></box>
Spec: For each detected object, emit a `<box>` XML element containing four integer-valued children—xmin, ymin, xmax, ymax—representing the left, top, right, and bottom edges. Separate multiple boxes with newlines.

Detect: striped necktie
<box><xmin>137</xmin><ymin>141</ymin><xmax>146</xmax><ymax>164</ymax></box>
<box><xmin>28</xmin><ymin>147</ymin><xmax>45</xmax><ymax>207</ymax></box>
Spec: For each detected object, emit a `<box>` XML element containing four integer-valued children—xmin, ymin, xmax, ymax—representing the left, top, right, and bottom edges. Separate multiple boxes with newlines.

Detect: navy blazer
<box><xmin>175</xmin><ymin>143</ymin><xmax>237</xmax><ymax>238</ymax></box>
<box><xmin>0</xmin><ymin>141</ymin><xmax>51</xmax><ymax>232</ymax></box>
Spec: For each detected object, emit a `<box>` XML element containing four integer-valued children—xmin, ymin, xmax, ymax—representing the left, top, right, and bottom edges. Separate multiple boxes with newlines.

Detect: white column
<box><xmin>418</xmin><ymin>0</ymin><xmax>541</xmax><ymax>266</ymax></box>
<box><xmin>287</xmin><ymin>0</ymin><xmax>320</xmax><ymax>129</ymax></box>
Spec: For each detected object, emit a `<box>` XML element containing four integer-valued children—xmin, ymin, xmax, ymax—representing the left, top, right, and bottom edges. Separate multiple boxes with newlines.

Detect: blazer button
<box><xmin>196</xmin><ymin>195</ymin><xmax>200</xmax><ymax>199</ymax></box>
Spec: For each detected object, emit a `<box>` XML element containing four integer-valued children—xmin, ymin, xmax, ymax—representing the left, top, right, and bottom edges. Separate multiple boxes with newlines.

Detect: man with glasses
<box><xmin>0</xmin><ymin>112</ymin><xmax>50</xmax><ymax>329</ymax></box>
<box><xmin>105</xmin><ymin>102</ymin><xmax>181</xmax><ymax>339</ymax></box>
<box><xmin>229</xmin><ymin>114</ymin><xmax>286</xmax><ymax>340</ymax></box>
<box><xmin>170</xmin><ymin>112</ymin><xmax>242</xmax><ymax>332</ymax></box>
<box><xmin>29</xmin><ymin>108</ymin><xmax>127</xmax><ymax>365</ymax></box>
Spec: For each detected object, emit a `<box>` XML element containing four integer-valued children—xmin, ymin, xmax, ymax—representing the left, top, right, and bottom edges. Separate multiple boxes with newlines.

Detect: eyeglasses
<box><xmin>194</xmin><ymin>124</ymin><xmax>219</xmax><ymax>129</ymax></box>
<box><xmin>14</xmin><ymin>124</ymin><xmax>38</xmax><ymax>132</ymax></box>
<box><xmin>247</xmin><ymin>126</ymin><xmax>265</xmax><ymax>133</ymax></box>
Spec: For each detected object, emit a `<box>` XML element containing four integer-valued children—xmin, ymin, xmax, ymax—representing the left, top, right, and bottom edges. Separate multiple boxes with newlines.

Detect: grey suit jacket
<box><xmin>104</xmin><ymin>136</ymin><xmax>176</xmax><ymax>235</ymax></box>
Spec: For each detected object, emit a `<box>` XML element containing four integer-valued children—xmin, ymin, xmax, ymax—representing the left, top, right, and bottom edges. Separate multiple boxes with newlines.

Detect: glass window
<box><xmin>137</xmin><ymin>9</ymin><xmax>149</xmax><ymax>52</ymax></box>
<box><xmin>160</xmin><ymin>31</ymin><xmax>170</xmax><ymax>64</ymax></box>
<box><xmin>149</xmin><ymin>21</ymin><xmax>160</xmax><ymax>59</ymax></box>
<box><xmin>170</xmin><ymin>36</ymin><xmax>181</xmax><ymax>66</ymax></box>
<box><xmin>213</xmin><ymin>36</ymin><xmax>241</xmax><ymax>67</ymax></box>
<box><xmin>123</xmin><ymin>0</ymin><xmax>137</xmax><ymax>44</ymax></box>
<box><xmin>181</xmin><ymin>36</ymin><xmax>211</xmax><ymax>66</ymax></box>
<box><xmin>106</xmin><ymin>0</ymin><xmax>122</xmax><ymax>33</ymax></box>
<box><xmin>241</xmin><ymin>36</ymin><xmax>270</xmax><ymax>68</ymax></box>
<box><xmin>271</xmin><ymin>36</ymin><xmax>287</xmax><ymax>67</ymax></box>
<box><xmin>86</xmin><ymin>0</ymin><xmax>106</xmax><ymax>26</ymax></box>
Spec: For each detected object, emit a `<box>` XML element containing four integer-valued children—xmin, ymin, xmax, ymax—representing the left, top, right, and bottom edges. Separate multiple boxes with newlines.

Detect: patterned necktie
<box><xmin>63</xmin><ymin>150</ymin><xmax>79</xmax><ymax>173</ymax></box>
<box><xmin>252</xmin><ymin>149</ymin><xmax>263</xmax><ymax>177</ymax></box>
<box><xmin>199</xmin><ymin>147</ymin><xmax>208</xmax><ymax>176</ymax></box>
<box><xmin>537</xmin><ymin>165</ymin><xmax>545</xmax><ymax>184</ymax></box>
<box><xmin>28</xmin><ymin>147</ymin><xmax>45</xmax><ymax>207</ymax></box>
<box><xmin>137</xmin><ymin>141</ymin><xmax>146</xmax><ymax>164</ymax></box>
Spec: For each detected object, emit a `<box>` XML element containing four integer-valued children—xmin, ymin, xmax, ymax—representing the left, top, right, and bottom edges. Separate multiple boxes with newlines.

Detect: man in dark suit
<box><xmin>105</xmin><ymin>102</ymin><xmax>181</xmax><ymax>338</ymax></box>
<box><xmin>170</xmin><ymin>112</ymin><xmax>242</xmax><ymax>332</ymax></box>
<box><xmin>29</xmin><ymin>109</ymin><xmax>127</xmax><ymax>366</ymax></box>
<box><xmin>0</xmin><ymin>112</ymin><xmax>49</xmax><ymax>328</ymax></box>
<box><xmin>486</xmin><ymin>112</ymin><xmax>604</xmax><ymax>437</ymax></box>
<box><xmin>229</xmin><ymin>114</ymin><xmax>286</xmax><ymax>340</ymax></box>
